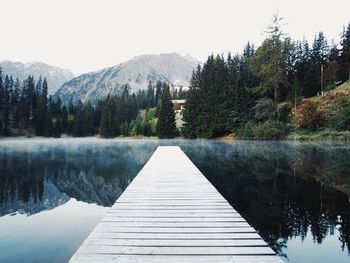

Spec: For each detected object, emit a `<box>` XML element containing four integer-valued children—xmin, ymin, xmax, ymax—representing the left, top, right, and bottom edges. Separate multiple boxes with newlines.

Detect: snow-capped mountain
<box><xmin>0</xmin><ymin>60</ymin><xmax>74</xmax><ymax>94</ymax></box>
<box><xmin>55</xmin><ymin>53</ymin><xmax>199</xmax><ymax>104</ymax></box>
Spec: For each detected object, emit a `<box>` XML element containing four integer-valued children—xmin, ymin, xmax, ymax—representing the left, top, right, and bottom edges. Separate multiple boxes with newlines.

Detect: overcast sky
<box><xmin>1</xmin><ymin>0</ymin><xmax>349</xmax><ymax>75</ymax></box>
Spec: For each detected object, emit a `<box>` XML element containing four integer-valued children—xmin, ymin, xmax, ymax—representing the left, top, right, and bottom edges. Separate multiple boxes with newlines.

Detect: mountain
<box><xmin>55</xmin><ymin>53</ymin><xmax>199</xmax><ymax>104</ymax></box>
<box><xmin>0</xmin><ymin>60</ymin><xmax>74</xmax><ymax>94</ymax></box>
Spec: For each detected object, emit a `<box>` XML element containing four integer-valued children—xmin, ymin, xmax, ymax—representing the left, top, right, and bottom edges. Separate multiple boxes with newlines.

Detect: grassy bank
<box><xmin>286</xmin><ymin>129</ymin><xmax>350</xmax><ymax>141</ymax></box>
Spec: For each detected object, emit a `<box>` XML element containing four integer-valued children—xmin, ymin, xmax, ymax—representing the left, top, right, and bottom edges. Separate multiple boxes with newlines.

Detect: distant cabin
<box><xmin>171</xmin><ymin>99</ymin><xmax>186</xmax><ymax>112</ymax></box>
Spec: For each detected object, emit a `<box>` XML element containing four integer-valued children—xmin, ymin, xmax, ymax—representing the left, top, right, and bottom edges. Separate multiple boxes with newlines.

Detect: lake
<box><xmin>0</xmin><ymin>138</ymin><xmax>349</xmax><ymax>263</ymax></box>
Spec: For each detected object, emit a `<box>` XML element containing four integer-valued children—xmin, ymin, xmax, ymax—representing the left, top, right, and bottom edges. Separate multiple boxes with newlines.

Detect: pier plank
<box><xmin>69</xmin><ymin>146</ymin><xmax>283</xmax><ymax>263</ymax></box>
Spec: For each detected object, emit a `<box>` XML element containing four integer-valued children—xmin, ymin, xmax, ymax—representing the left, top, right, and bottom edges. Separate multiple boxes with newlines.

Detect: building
<box><xmin>171</xmin><ymin>99</ymin><xmax>186</xmax><ymax>112</ymax></box>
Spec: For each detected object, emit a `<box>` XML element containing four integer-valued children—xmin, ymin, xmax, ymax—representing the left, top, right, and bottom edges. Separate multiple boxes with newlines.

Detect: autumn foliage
<box><xmin>294</xmin><ymin>99</ymin><xmax>325</xmax><ymax>130</ymax></box>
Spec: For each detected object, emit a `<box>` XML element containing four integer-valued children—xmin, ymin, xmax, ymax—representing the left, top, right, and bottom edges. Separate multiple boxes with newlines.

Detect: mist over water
<box><xmin>0</xmin><ymin>138</ymin><xmax>349</xmax><ymax>262</ymax></box>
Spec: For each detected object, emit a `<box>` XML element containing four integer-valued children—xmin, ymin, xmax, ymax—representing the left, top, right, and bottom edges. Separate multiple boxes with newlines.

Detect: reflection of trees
<box><xmin>182</xmin><ymin>141</ymin><xmax>350</xmax><ymax>255</ymax></box>
<box><xmin>0</xmin><ymin>141</ymin><xmax>157</xmax><ymax>215</ymax></box>
<box><xmin>0</xmin><ymin>154</ymin><xmax>45</xmax><ymax>205</ymax></box>
<box><xmin>1</xmin><ymin>139</ymin><xmax>349</xmax><ymax>254</ymax></box>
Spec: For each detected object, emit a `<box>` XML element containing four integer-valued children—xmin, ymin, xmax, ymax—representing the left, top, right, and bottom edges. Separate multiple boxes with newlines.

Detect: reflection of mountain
<box><xmin>0</xmin><ymin>139</ymin><xmax>350</xmax><ymax>256</ymax></box>
<box><xmin>0</xmin><ymin>180</ymin><xmax>69</xmax><ymax>216</ymax></box>
<box><xmin>0</xmin><ymin>139</ymin><xmax>157</xmax><ymax>216</ymax></box>
<box><xmin>52</xmin><ymin>168</ymin><xmax>130</xmax><ymax>207</ymax></box>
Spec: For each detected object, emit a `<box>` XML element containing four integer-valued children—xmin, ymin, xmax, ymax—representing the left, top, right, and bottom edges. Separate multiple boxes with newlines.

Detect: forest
<box><xmin>183</xmin><ymin>15</ymin><xmax>350</xmax><ymax>139</ymax></box>
<box><xmin>0</xmin><ymin>15</ymin><xmax>349</xmax><ymax>140</ymax></box>
<box><xmin>0</xmin><ymin>75</ymin><xmax>183</xmax><ymax>138</ymax></box>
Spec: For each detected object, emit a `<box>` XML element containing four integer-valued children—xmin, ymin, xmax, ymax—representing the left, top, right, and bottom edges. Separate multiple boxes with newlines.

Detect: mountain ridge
<box><xmin>0</xmin><ymin>60</ymin><xmax>74</xmax><ymax>94</ymax></box>
<box><xmin>55</xmin><ymin>53</ymin><xmax>199</xmax><ymax>104</ymax></box>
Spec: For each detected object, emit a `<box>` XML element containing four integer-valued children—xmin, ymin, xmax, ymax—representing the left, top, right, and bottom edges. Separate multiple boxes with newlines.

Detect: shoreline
<box><xmin>1</xmin><ymin>134</ymin><xmax>350</xmax><ymax>142</ymax></box>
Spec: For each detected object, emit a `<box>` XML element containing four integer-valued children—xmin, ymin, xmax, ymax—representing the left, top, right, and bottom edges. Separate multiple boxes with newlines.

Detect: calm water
<box><xmin>0</xmin><ymin>138</ymin><xmax>349</xmax><ymax>263</ymax></box>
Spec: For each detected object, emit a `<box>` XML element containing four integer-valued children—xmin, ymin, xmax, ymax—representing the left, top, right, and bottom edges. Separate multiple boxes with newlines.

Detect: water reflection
<box><xmin>0</xmin><ymin>138</ymin><xmax>158</xmax><ymax>215</ymax></box>
<box><xmin>0</xmin><ymin>138</ymin><xmax>349</xmax><ymax>263</ymax></box>
<box><xmin>181</xmin><ymin>141</ymin><xmax>350</xmax><ymax>260</ymax></box>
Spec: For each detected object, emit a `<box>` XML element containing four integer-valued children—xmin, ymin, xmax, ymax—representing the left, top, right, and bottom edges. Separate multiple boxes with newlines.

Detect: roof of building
<box><xmin>171</xmin><ymin>99</ymin><xmax>186</xmax><ymax>104</ymax></box>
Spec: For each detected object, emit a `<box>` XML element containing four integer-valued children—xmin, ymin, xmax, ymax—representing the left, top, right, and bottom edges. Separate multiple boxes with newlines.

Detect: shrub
<box><xmin>238</xmin><ymin>120</ymin><xmax>287</xmax><ymax>140</ymax></box>
<box><xmin>294</xmin><ymin>99</ymin><xmax>325</xmax><ymax>130</ymax></box>
<box><xmin>237</xmin><ymin>121</ymin><xmax>255</xmax><ymax>138</ymax></box>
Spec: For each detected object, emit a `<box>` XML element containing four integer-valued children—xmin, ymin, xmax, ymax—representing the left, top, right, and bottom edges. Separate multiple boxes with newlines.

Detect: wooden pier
<box><xmin>70</xmin><ymin>146</ymin><xmax>282</xmax><ymax>262</ymax></box>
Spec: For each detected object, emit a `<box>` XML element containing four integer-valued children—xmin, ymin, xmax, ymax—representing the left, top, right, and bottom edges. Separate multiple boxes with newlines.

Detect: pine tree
<box><xmin>182</xmin><ymin>66</ymin><xmax>201</xmax><ymax>138</ymax></box>
<box><xmin>2</xmin><ymin>75</ymin><xmax>11</xmax><ymax>135</ymax></box>
<box><xmin>254</xmin><ymin>14</ymin><xmax>288</xmax><ymax>103</ymax></box>
<box><xmin>237</xmin><ymin>42</ymin><xmax>259</xmax><ymax>122</ymax></box>
<box><xmin>72</xmin><ymin>101</ymin><xmax>85</xmax><ymax>137</ymax></box>
<box><xmin>12</xmin><ymin>78</ymin><xmax>21</xmax><ymax>128</ymax></box>
<box><xmin>146</xmin><ymin>81</ymin><xmax>155</xmax><ymax>108</ymax></box>
<box><xmin>155</xmin><ymin>80</ymin><xmax>162</xmax><ymax>106</ymax></box>
<box><xmin>301</xmin><ymin>32</ymin><xmax>330</xmax><ymax>97</ymax></box>
<box><xmin>24</xmin><ymin>76</ymin><xmax>35</xmax><ymax>128</ymax></box>
<box><xmin>99</xmin><ymin>96</ymin><xmax>117</xmax><ymax>138</ymax></box>
<box><xmin>61</xmin><ymin>105</ymin><xmax>68</xmax><ymax>134</ymax></box>
<box><xmin>41</xmin><ymin>78</ymin><xmax>48</xmax><ymax>135</ymax></box>
<box><xmin>156</xmin><ymin>86</ymin><xmax>177</xmax><ymax>138</ymax></box>
<box><xmin>34</xmin><ymin>77</ymin><xmax>48</xmax><ymax>136</ymax></box>
<box><xmin>83</xmin><ymin>102</ymin><xmax>95</xmax><ymax>135</ymax></box>
<box><xmin>339</xmin><ymin>23</ymin><xmax>350</xmax><ymax>81</ymax></box>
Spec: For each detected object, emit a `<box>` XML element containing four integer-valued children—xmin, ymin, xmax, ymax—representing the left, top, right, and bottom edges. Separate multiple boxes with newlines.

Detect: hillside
<box><xmin>55</xmin><ymin>53</ymin><xmax>199</xmax><ymax>104</ymax></box>
<box><xmin>289</xmin><ymin>80</ymin><xmax>350</xmax><ymax>140</ymax></box>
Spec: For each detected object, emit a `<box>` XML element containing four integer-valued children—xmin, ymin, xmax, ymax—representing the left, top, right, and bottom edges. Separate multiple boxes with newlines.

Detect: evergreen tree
<box><xmin>155</xmin><ymin>80</ymin><xmax>163</xmax><ymax>105</ymax></box>
<box><xmin>61</xmin><ymin>105</ymin><xmax>68</xmax><ymax>133</ymax></box>
<box><xmin>146</xmin><ymin>81</ymin><xmax>155</xmax><ymax>108</ymax></box>
<box><xmin>24</xmin><ymin>76</ymin><xmax>35</xmax><ymax>128</ymax></box>
<box><xmin>2</xmin><ymin>75</ymin><xmax>11</xmax><ymax>135</ymax></box>
<box><xmin>12</xmin><ymin>78</ymin><xmax>21</xmax><ymax>128</ymax></box>
<box><xmin>42</xmin><ymin>78</ymin><xmax>49</xmax><ymax>135</ymax></box>
<box><xmin>34</xmin><ymin>77</ymin><xmax>49</xmax><ymax>136</ymax></box>
<box><xmin>182</xmin><ymin>66</ymin><xmax>201</xmax><ymax>138</ymax></box>
<box><xmin>183</xmin><ymin>55</ymin><xmax>231</xmax><ymax>138</ymax></box>
<box><xmin>339</xmin><ymin>23</ymin><xmax>350</xmax><ymax>81</ymax></box>
<box><xmin>72</xmin><ymin>101</ymin><xmax>85</xmax><ymax>137</ymax></box>
<box><xmin>254</xmin><ymin>14</ymin><xmax>289</xmax><ymax>103</ymax></box>
<box><xmin>99</xmin><ymin>96</ymin><xmax>117</xmax><ymax>138</ymax></box>
<box><xmin>236</xmin><ymin>42</ymin><xmax>259</xmax><ymax>122</ymax></box>
<box><xmin>156</xmin><ymin>86</ymin><xmax>177</xmax><ymax>138</ymax></box>
<box><xmin>301</xmin><ymin>32</ymin><xmax>330</xmax><ymax>97</ymax></box>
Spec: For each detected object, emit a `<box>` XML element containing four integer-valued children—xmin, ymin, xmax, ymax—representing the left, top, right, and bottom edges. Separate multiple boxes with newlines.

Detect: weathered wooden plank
<box><xmin>83</xmin><ymin>238</ymin><xmax>268</xmax><ymax>247</ymax></box>
<box><xmin>99</xmin><ymin>221</ymin><xmax>251</xmax><ymax>227</ymax></box>
<box><xmin>104</xmin><ymin>212</ymin><xmax>240</xmax><ymax>217</ymax></box>
<box><xmin>102</xmin><ymin>217</ymin><xmax>246</xmax><ymax>222</ymax></box>
<box><xmin>94</xmin><ymin>226</ymin><xmax>257</xmax><ymax>233</ymax></box>
<box><xmin>76</xmin><ymin>245</ymin><xmax>275</xmax><ymax>255</ymax></box>
<box><xmin>108</xmin><ymin>209</ymin><xmax>236</xmax><ymax>213</ymax></box>
<box><xmin>88</xmin><ymin>231</ymin><xmax>262</xmax><ymax>240</ymax></box>
<box><xmin>69</xmin><ymin>146</ymin><xmax>282</xmax><ymax>263</ymax></box>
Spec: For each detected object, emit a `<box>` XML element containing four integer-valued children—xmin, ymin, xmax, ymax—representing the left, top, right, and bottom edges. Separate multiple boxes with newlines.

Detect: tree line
<box><xmin>0</xmin><ymin>74</ymin><xmax>179</xmax><ymax>138</ymax></box>
<box><xmin>183</xmin><ymin>16</ymin><xmax>350</xmax><ymax>138</ymax></box>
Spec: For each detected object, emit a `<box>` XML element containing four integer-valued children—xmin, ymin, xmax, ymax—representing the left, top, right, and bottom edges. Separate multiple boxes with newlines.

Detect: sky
<box><xmin>0</xmin><ymin>0</ymin><xmax>349</xmax><ymax>76</ymax></box>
